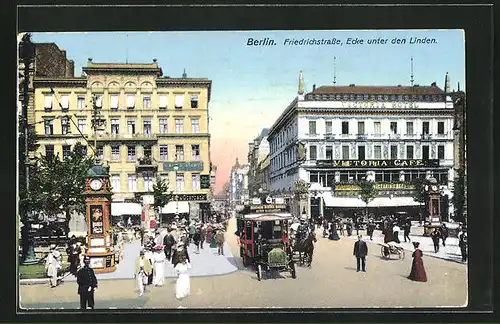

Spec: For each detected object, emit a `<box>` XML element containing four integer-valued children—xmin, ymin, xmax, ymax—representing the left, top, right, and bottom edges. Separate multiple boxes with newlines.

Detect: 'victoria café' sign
<box><xmin>341</xmin><ymin>101</ymin><xmax>420</xmax><ymax>109</ymax></box>
<box><xmin>317</xmin><ymin>159</ymin><xmax>439</xmax><ymax>168</ymax></box>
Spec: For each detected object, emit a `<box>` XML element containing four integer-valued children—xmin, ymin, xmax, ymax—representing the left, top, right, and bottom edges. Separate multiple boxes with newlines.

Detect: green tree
<box><xmin>411</xmin><ymin>177</ymin><xmax>427</xmax><ymax>222</ymax></box>
<box><xmin>358</xmin><ymin>179</ymin><xmax>377</xmax><ymax>218</ymax></box>
<box><xmin>452</xmin><ymin>169</ymin><xmax>466</xmax><ymax>224</ymax></box>
<box><xmin>31</xmin><ymin>142</ymin><xmax>96</xmax><ymax>234</ymax></box>
<box><xmin>153</xmin><ymin>176</ymin><xmax>172</xmax><ymax>225</ymax></box>
<box><xmin>293</xmin><ymin>179</ymin><xmax>310</xmax><ymax>199</ymax></box>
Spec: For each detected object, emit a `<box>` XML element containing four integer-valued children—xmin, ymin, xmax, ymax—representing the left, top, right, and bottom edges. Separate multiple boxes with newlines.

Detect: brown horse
<box><xmin>294</xmin><ymin>231</ymin><xmax>317</xmax><ymax>267</ymax></box>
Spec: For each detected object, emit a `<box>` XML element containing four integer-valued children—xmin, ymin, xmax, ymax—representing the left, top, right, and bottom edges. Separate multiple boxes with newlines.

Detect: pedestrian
<box><xmin>135</xmin><ymin>250</ymin><xmax>152</xmax><ymax>297</ymax></box>
<box><xmin>172</xmin><ymin>241</ymin><xmax>191</xmax><ymax>268</ymax></box>
<box><xmin>403</xmin><ymin>221</ymin><xmax>411</xmax><ymax>243</ymax></box>
<box><xmin>210</xmin><ymin>227</ymin><xmax>217</xmax><ymax>248</ymax></box>
<box><xmin>408</xmin><ymin>242</ymin><xmax>427</xmax><ymax>282</ymax></box>
<box><xmin>76</xmin><ymin>256</ymin><xmax>98</xmax><ymax>310</ymax></box>
<box><xmin>215</xmin><ymin>227</ymin><xmax>225</xmax><ymax>255</ymax></box>
<box><xmin>430</xmin><ymin>228</ymin><xmax>441</xmax><ymax>253</ymax></box>
<box><xmin>66</xmin><ymin>240</ymin><xmax>77</xmax><ymax>276</ymax></box>
<box><xmin>193</xmin><ymin>227</ymin><xmax>201</xmax><ymax>253</ymax></box>
<box><xmin>144</xmin><ymin>245</ymin><xmax>154</xmax><ymax>285</ymax></box>
<box><xmin>200</xmin><ymin>224</ymin><xmax>206</xmax><ymax>249</ymax></box>
<box><xmin>353</xmin><ymin>235</ymin><xmax>368</xmax><ymax>272</ymax></box>
<box><xmin>45</xmin><ymin>244</ymin><xmax>61</xmax><ymax>288</ymax></box>
<box><xmin>174</xmin><ymin>254</ymin><xmax>191</xmax><ymax>300</ymax></box>
<box><xmin>77</xmin><ymin>242</ymin><xmax>86</xmax><ymax>268</ymax></box>
<box><xmin>392</xmin><ymin>223</ymin><xmax>401</xmax><ymax>244</ymax></box>
<box><xmin>440</xmin><ymin>223</ymin><xmax>449</xmax><ymax>247</ymax></box>
<box><xmin>163</xmin><ymin>229</ymin><xmax>176</xmax><ymax>262</ymax></box>
<box><xmin>152</xmin><ymin>246</ymin><xmax>166</xmax><ymax>287</ymax></box>
<box><xmin>188</xmin><ymin>222</ymin><xmax>196</xmax><ymax>245</ymax></box>
<box><xmin>346</xmin><ymin>219</ymin><xmax>353</xmax><ymax>236</ymax></box>
<box><xmin>355</xmin><ymin>216</ymin><xmax>362</xmax><ymax>236</ymax></box>
<box><xmin>458</xmin><ymin>227</ymin><xmax>467</xmax><ymax>262</ymax></box>
<box><xmin>367</xmin><ymin>219</ymin><xmax>376</xmax><ymax>241</ymax></box>
<box><xmin>338</xmin><ymin>218</ymin><xmax>345</xmax><ymax>236</ymax></box>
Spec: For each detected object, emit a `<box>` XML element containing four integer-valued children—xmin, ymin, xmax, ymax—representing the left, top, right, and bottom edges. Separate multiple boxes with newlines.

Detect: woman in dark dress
<box><xmin>328</xmin><ymin>222</ymin><xmax>340</xmax><ymax>241</ymax></box>
<box><xmin>408</xmin><ymin>242</ymin><xmax>427</xmax><ymax>282</ymax></box>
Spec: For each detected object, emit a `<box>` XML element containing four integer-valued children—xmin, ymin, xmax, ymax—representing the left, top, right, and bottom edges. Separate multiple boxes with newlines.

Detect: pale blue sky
<box><xmin>30</xmin><ymin>30</ymin><xmax>465</xmax><ymax>191</ymax></box>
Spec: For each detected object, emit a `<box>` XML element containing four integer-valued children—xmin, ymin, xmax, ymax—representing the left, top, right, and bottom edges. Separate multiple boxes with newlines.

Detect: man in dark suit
<box><xmin>353</xmin><ymin>235</ymin><xmax>368</xmax><ymax>272</ymax></box>
<box><xmin>76</xmin><ymin>256</ymin><xmax>98</xmax><ymax>310</ymax></box>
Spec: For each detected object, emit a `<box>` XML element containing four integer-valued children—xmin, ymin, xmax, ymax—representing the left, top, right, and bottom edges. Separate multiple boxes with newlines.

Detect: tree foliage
<box><xmin>20</xmin><ymin>142</ymin><xmax>96</xmax><ymax>233</ymax></box>
<box><xmin>358</xmin><ymin>179</ymin><xmax>377</xmax><ymax>205</ymax></box>
<box><xmin>293</xmin><ymin>179</ymin><xmax>310</xmax><ymax>198</ymax></box>
<box><xmin>411</xmin><ymin>177</ymin><xmax>427</xmax><ymax>204</ymax></box>
<box><xmin>153</xmin><ymin>176</ymin><xmax>172</xmax><ymax>210</ymax></box>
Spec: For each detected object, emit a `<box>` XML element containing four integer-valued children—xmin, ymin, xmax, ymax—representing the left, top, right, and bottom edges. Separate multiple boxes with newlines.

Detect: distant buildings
<box><xmin>227</xmin><ymin>158</ymin><xmax>250</xmax><ymax>208</ymax></box>
<box><xmin>247</xmin><ymin>128</ymin><xmax>270</xmax><ymax>194</ymax></box>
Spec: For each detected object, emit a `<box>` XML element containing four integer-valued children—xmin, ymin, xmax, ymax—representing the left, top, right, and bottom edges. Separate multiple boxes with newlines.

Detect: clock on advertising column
<box><xmin>84</xmin><ymin>164</ymin><xmax>116</xmax><ymax>274</ymax></box>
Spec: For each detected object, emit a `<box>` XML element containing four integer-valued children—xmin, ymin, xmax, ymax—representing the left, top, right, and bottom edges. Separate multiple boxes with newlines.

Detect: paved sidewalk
<box><xmin>337</xmin><ymin>229</ymin><xmax>466</xmax><ymax>264</ymax></box>
<box><xmin>21</xmin><ymin>237</ymin><xmax>237</xmax><ymax>285</ymax></box>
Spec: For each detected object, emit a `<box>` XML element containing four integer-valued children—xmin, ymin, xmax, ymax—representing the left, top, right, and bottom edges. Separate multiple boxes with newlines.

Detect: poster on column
<box><xmin>90</xmin><ymin>205</ymin><xmax>104</xmax><ymax>235</ymax></box>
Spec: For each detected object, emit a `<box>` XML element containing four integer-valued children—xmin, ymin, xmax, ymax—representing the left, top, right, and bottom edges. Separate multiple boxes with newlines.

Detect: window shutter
<box><xmin>61</xmin><ymin>96</ymin><xmax>69</xmax><ymax>108</ymax></box>
<box><xmin>111</xmin><ymin>95</ymin><xmax>119</xmax><ymax>108</ymax></box>
<box><xmin>127</xmin><ymin>95</ymin><xmax>135</xmax><ymax>108</ymax></box>
<box><xmin>159</xmin><ymin>96</ymin><xmax>167</xmax><ymax>108</ymax></box>
<box><xmin>175</xmin><ymin>95</ymin><xmax>183</xmax><ymax>108</ymax></box>
<box><xmin>44</xmin><ymin>96</ymin><xmax>53</xmax><ymax>108</ymax></box>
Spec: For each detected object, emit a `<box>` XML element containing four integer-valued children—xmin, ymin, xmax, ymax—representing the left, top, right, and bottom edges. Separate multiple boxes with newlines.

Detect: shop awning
<box><xmin>367</xmin><ymin>197</ymin><xmax>421</xmax><ymax>207</ymax></box>
<box><xmin>111</xmin><ymin>202</ymin><xmax>142</xmax><ymax>216</ymax></box>
<box><xmin>161</xmin><ymin>201</ymin><xmax>190</xmax><ymax>214</ymax></box>
<box><xmin>322</xmin><ymin>192</ymin><xmax>420</xmax><ymax>208</ymax></box>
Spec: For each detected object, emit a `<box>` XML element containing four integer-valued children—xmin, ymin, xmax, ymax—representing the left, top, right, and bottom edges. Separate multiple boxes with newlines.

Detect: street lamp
<box><xmin>173</xmin><ymin>166</ymin><xmax>180</xmax><ymax>222</ymax></box>
<box><xmin>19</xmin><ymin>33</ymin><xmax>37</xmax><ymax>265</ymax></box>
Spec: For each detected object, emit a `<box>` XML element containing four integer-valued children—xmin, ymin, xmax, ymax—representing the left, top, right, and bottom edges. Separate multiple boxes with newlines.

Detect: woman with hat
<box><xmin>152</xmin><ymin>245</ymin><xmax>166</xmax><ymax>287</ymax></box>
<box><xmin>144</xmin><ymin>245</ymin><xmax>154</xmax><ymax>285</ymax></box>
<box><xmin>408</xmin><ymin>242</ymin><xmax>427</xmax><ymax>282</ymax></box>
<box><xmin>45</xmin><ymin>244</ymin><xmax>61</xmax><ymax>287</ymax></box>
<box><xmin>174</xmin><ymin>252</ymin><xmax>191</xmax><ymax>300</ymax></box>
<box><xmin>172</xmin><ymin>241</ymin><xmax>191</xmax><ymax>268</ymax></box>
<box><xmin>135</xmin><ymin>250</ymin><xmax>152</xmax><ymax>297</ymax></box>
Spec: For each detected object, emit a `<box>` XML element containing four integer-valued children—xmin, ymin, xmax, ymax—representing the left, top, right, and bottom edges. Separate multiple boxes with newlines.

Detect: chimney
<box><xmin>312</xmin><ymin>84</ymin><xmax>316</xmax><ymax>91</ymax></box>
<box><xmin>431</xmin><ymin>82</ymin><xmax>437</xmax><ymax>87</ymax></box>
<box><xmin>153</xmin><ymin>58</ymin><xmax>157</xmax><ymax>63</ymax></box>
<box><xmin>88</xmin><ymin>58</ymin><xmax>93</xmax><ymax>62</ymax></box>
<box><xmin>444</xmin><ymin>72</ymin><xmax>450</xmax><ymax>92</ymax></box>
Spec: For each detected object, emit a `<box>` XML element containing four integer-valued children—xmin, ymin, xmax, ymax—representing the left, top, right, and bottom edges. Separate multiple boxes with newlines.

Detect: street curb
<box><xmin>20</xmin><ymin>267</ymin><xmax>240</xmax><ymax>285</ymax></box>
<box><xmin>358</xmin><ymin>238</ymin><xmax>467</xmax><ymax>265</ymax></box>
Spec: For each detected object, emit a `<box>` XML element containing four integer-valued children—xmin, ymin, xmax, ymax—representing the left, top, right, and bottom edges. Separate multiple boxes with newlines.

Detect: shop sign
<box><xmin>335</xmin><ymin>183</ymin><xmax>414</xmax><ymax>191</ymax></box>
<box><xmin>317</xmin><ymin>159</ymin><xmax>439</xmax><ymax>168</ymax></box>
<box><xmin>171</xmin><ymin>194</ymin><xmax>207</xmax><ymax>201</ymax></box>
<box><xmin>243</xmin><ymin>204</ymin><xmax>288</xmax><ymax>214</ymax></box>
<box><xmin>200</xmin><ymin>175</ymin><xmax>211</xmax><ymax>189</ymax></box>
<box><xmin>163</xmin><ymin>161</ymin><xmax>204</xmax><ymax>172</ymax></box>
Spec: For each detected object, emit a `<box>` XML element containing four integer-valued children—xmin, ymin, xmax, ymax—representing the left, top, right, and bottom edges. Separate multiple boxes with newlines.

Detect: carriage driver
<box><xmin>296</xmin><ymin>216</ymin><xmax>310</xmax><ymax>243</ymax></box>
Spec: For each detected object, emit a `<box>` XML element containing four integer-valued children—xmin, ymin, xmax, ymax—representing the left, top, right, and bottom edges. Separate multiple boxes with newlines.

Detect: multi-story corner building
<box><xmin>32</xmin><ymin>58</ymin><xmax>213</xmax><ymax>222</ymax></box>
<box><xmin>227</xmin><ymin>158</ymin><xmax>250</xmax><ymax>208</ymax></box>
<box><xmin>268</xmin><ymin>72</ymin><xmax>458</xmax><ymax>221</ymax></box>
<box><xmin>247</xmin><ymin>128</ymin><xmax>270</xmax><ymax>194</ymax></box>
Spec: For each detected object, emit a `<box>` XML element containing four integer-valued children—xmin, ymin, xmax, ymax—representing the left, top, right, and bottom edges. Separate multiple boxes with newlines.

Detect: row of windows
<box><xmin>308</xmin><ymin>120</ymin><xmax>446</xmax><ymax>135</ymax></box>
<box><xmin>110</xmin><ymin>172</ymin><xmax>202</xmax><ymax>193</ymax></box>
<box><xmin>309</xmin><ymin>144</ymin><xmax>446</xmax><ymax>160</ymax></box>
<box><xmin>271</xmin><ymin>146</ymin><xmax>297</xmax><ymax>173</ymax></box>
<box><xmin>43</xmin><ymin>117</ymin><xmax>201</xmax><ymax>136</ymax></box>
<box><xmin>308</xmin><ymin>170</ymin><xmax>449</xmax><ymax>186</ymax></box>
<box><xmin>45</xmin><ymin>144</ymin><xmax>201</xmax><ymax>162</ymax></box>
<box><xmin>304</xmin><ymin>93</ymin><xmax>445</xmax><ymax>102</ymax></box>
<box><xmin>43</xmin><ymin>93</ymin><xmax>199</xmax><ymax>111</ymax></box>
<box><xmin>271</xmin><ymin>122</ymin><xmax>298</xmax><ymax>151</ymax></box>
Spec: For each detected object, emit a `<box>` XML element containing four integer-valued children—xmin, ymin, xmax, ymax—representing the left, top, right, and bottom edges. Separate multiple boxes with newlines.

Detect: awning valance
<box><xmin>161</xmin><ymin>201</ymin><xmax>190</xmax><ymax>214</ymax></box>
<box><xmin>322</xmin><ymin>192</ymin><xmax>421</xmax><ymax>208</ymax></box>
<box><xmin>111</xmin><ymin>202</ymin><xmax>142</xmax><ymax>216</ymax></box>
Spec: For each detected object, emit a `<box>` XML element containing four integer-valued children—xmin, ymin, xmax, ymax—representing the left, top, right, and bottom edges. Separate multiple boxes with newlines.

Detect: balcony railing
<box><xmin>356</xmin><ymin>133</ymin><xmax>367</xmax><ymax>140</ymax></box>
<box><xmin>421</xmin><ymin>134</ymin><xmax>432</xmax><ymax>140</ymax></box>
<box><xmin>136</xmin><ymin>156</ymin><xmax>157</xmax><ymax>170</ymax></box>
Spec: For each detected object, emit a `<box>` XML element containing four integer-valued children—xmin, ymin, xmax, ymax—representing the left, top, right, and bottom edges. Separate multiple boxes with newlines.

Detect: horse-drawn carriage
<box><xmin>236</xmin><ymin>201</ymin><xmax>296</xmax><ymax>281</ymax></box>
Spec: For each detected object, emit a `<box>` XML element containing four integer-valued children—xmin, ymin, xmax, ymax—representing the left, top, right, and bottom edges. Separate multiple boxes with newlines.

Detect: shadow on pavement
<box><xmin>20</xmin><ymin>297</ymin><xmax>150</xmax><ymax>310</ymax></box>
<box><xmin>344</xmin><ymin>266</ymin><xmax>357</xmax><ymax>271</ymax></box>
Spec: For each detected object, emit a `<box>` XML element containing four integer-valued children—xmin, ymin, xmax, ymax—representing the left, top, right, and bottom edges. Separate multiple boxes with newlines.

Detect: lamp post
<box><xmin>19</xmin><ymin>33</ymin><xmax>37</xmax><ymax>265</ymax></box>
<box><xmin>173</xmin><ymin>165</ymin><xmax>179</xmax><ymax>221</ymax></box>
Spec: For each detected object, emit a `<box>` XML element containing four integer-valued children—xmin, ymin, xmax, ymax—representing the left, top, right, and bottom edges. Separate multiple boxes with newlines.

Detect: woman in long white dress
<box><xmin>152</xmin><ymin>246</ymin><xmax>166</xmax><ymax>287</ymax></box>
<box><xmin>174</xmin><ymin>255</ymin><xmax>191</xmax><ymax>300</ymax></box>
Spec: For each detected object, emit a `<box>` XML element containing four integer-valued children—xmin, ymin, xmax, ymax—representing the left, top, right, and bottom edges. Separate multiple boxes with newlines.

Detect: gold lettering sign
<box><xmin>341</xmin><ymin>101</ymin><xmax>420</xmax><ymax>109</ymax></box>
<box><xmin>317</xmin><ymin>159</ymin><xmax>438</xmax><ymax>168</ymax></box>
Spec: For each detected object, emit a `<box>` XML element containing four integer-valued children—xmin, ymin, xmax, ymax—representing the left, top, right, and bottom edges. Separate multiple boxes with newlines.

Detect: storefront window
<box><xmin>309</xmin><ymin>172</ymin><xmax>319</xmax><ymax>183</ymax></box>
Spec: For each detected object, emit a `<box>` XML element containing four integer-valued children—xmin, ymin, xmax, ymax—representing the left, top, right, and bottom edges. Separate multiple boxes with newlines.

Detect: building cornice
<box><xmin>33</xmin><ymin>77</ymin><xmax>87</xmax><ymax>87</ymax></box>
<box><xmin>157</xmin><ymin>79</ymin><xmax>212</xmax><ymax>102</ymax></box>
<box><xmin>296</xmin><ymin>108</ymin><xmax>454</xmax><ymax>116</ymax></box>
